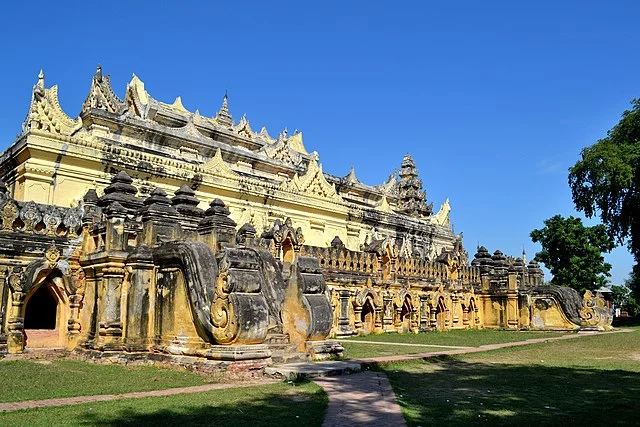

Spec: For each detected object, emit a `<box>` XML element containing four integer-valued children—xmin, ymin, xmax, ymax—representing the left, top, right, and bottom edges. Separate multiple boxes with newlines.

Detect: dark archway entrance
<box><xmin>469</xmin><ymin>298</ymin><xmax>478</xmax><ymax>327</ymax></box>
<box><xmin>399</xmin><ymin>297</ymin><xmax>412</xmax><ymax>330</ymax></box>
<box><xmin>24</xmin><ymin>285</ymin><xmax>57</xmax><ymax>329</ymax></box>
<box><xmin>24</xmin><ymin>283</ymin><xmax>63</xmax><ymax>348</ymax></box>
<box><xmin>361</xmin><ymin>299</ymin><xmax>375</xmax><ymax>334</ymax></box>
<box><xmin>436</xmin><ymin>297</ymin><xmax>447</xmax><ymax>331</ymax></box>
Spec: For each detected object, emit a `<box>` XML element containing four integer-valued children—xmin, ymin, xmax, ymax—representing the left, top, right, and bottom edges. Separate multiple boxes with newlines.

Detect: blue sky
<box><xmin>0</xmin><ymin>1</ymin><xmax>637</xmax><ymax>284</ymax></box>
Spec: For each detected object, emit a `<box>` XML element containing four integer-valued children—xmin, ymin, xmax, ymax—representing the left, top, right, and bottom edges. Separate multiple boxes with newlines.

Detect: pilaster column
<box><xmin>430</xmin><ymin>306</ymin><xmax>437</xmax><ymax>329</ymax></box>
<box><xmin>6</xmin><ymin>266</ymin><xmax>25</xmax><ymax>354</ymax></box>
<box><xmin>336</xmin><ymin>289</ymin><xmax>352</xmax><ymax>337</ymax></box>
<box><xmin>382</xmin><ymin>294</ymin><xmax>393</xmax><ymax>331</ymax></box>
<box><xmin>451</xmin><ymin>294</ymin><xmax>460</xmax><ymax>325</ymax></box>
<box><xmin>419</xmin><ymin>295</ymin><xmax>429</xmax><ymax>331</ymax></box>
<box><xmin>506</xmin><ymin>269</ymin><xmax>519</xmax><ymax>329</ymax></box>
<box><xmin>98</xmin><ymin>264</ymin><xmax>125</xmax><ymax>350</ymax></box>
<box><xmin>0</xmin><ymin>266</ymin><xmax>9</xmax><ymax>351</ymax></box>
<box><xmin>124</xmin><ymin>246</ymin><xmax>155</xmax><ymax>351</ymax></box>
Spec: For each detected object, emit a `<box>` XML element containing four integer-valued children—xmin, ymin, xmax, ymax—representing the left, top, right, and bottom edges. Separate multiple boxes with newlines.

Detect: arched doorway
<box><xmin>360</xmin><ymin>299</ymin><xmax>375</xmax><ymax>334</ymax></box>
<box><xmin>469</xmin><ymin>298</ymin><xmax>478</xmax><ymax>327</ymax></box>
<box><xmin>436</xmin><ymin>297</ymin><xmax>447</xmax><ymax>331</ymax></box>
<box><xmin>23</xmin><ymin>281</ymin><xmax>65</xmax><ymax>348</ymax></box>
<box><xmin>399</xmin><ymin>297</ymin><xmax>412</xmax><ymax>330</ymax></box>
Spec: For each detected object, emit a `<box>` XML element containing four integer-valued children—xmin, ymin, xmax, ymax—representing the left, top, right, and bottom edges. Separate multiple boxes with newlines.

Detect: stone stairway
<box><xmin>265</xmin><ymin>360</ymin><xmax>362</xmax><ymax>380</ymax></box>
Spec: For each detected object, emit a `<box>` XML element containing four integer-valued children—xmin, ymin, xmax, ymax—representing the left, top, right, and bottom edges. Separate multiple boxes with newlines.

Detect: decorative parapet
<box><xmin>0</xmin><ymin>189</ymin><xmax>83</xmax><ymax>239</ymax></box>
<box><xmin>303</xmin><ymin>243</ymin><xmax>481</xmax><ymax>286</ymax></box>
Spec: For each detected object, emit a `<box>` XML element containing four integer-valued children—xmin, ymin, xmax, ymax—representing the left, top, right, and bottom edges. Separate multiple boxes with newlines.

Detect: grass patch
<box><xmin>341</xmin><ymin>329</ymin><xmax>566</xmax><ymax>359</ymax></box>
<box><xmin>342</xmin><ymin>343</ymin><xmax>438</xmax><ymax>359</ymax></box>
<box><xmin>383</xmin><ymin>328</ymin><xmax>640</xmax><ymax>426</ymax></box>
<box><xmin>0</xmin><ymin>359</ymin><xmax>210</xmax><ymax>403</ymax></box>
<box><xmin>0</xmin><ymin>381</ymin><xmax>327</xmax><ymax>427</ymax></box>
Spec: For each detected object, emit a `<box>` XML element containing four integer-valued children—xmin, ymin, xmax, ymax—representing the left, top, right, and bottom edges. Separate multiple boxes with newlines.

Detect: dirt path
<box><xmin>313</xmin><ymin>371</ymin><xmax>406</xmax><ymax>427</ymax></box>
<box><xmin>0</xmin><ymin>380</ymin><xmax>273</xmax><ymax>413</ymax></box>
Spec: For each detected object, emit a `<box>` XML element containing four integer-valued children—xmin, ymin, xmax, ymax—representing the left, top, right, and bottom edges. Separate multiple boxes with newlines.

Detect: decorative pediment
<box><xmin>178</xmin><ymin>111</ymin><xmax>207</xmax><ymax>139</ymax></box>
<box><xmin>262</xmin><ymin>136</ymin><xmax>303</xmax><ymax>166</ymax></box>
<box><xmin>344</xmin><ymin>166</ymin><xmax>360</xmax><ymax>185</ymax></box>
<box><xmin>258</xmin><ymin>127</ymin><xmax>276</xmax><ymax>144</ymax></box>
<box><xmin>202</xmin><ymin>148</ymin><xmax>238</xmax><ymax>178</ymax></box>
<box><xmin>374</xmin><ymin>195</ymin><xmax>395</xmax><ymax>214</ymax></box>
<box><xmin>284</xmin><ymin>156</ymin><xmax>342</xmax><ymax>202</ymax></box>
<box><xmin>430</xmin><ymin>198</ymin><xmax>451</xmax><ymax>227</ymax></box>
<box><xmin>376</xmin><ymin>170</ymin><xmax>399</xmax><ymax>196</ymax></box>
<box><xmin>287</xmin><ymin>131</ymin><xmax>308</xmax><ymax>154</ymax></box>
<box><xmin>234</xmin><ymin>114</ymin><xmax>255</xmax><ymax>139</ymax></box>
<box><xmin>166</xmin><ymin>96</ymin><xmax>189</xmax><ymax>113</ymax></box>
<box><xmin>81</xmin><ymin>66</ymin><xmax>127</xmax><ymax>115</ymax></box>
<box><xmin>125</xmin><ymin>74</ymin><xmax>151</xmax><ymax>118</ymax></box>
<box><xmin>22</xmin><ymin>70</ymin><xmax>81</xmax><ymax>136</ymax></box>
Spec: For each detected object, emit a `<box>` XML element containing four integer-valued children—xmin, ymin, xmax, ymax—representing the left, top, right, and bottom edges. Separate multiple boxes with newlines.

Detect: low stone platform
<box><xmin>265</xmin><ymin>360</ymin><xmax>362</xmax><ymax>380</ymax></box>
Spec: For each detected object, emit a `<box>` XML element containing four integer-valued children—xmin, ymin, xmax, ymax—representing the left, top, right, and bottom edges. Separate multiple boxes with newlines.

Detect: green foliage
<box><xmin>611</xmin><ymin>284</ymin><xmax>630</xmax><ymax>307</ymax></box>
<box><xmin>569</xmin><ymin>99</ymin><xmax>640</xmax><ymax>288</ymax></box>
<box><xmin>530</xmin><ymin>215</ymin><xmax>614</xmax><ymax>292</ymax></box>
<box><xmin>623</xmin><ymin>271</ymin><xmax>640</xmax><ymax>315</ymax></box>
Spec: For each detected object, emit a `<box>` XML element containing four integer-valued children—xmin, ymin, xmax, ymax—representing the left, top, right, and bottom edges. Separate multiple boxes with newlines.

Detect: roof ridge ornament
<box><xmin>345</xmin><ymin>166</ymin><xmax>359</xmax><ymax>184</ymax></box>
<box><xmin>202</xmin><ymin>148</ymin><xmax>239</xmax><ymax>179</ymax></box>
<box><xmin>81</xmin><ymin>65</ymin><xmax>127</xmax><ymax>115</ymax></box>
<box><xmin>258</xmin><ymin>126</ymin><xmax>276</xmax><ymax>143</ymax></box>
<box><xmin>22</xmin><ymin>69</ymin><xmax>81</xmax><ymax>136</ymax></box>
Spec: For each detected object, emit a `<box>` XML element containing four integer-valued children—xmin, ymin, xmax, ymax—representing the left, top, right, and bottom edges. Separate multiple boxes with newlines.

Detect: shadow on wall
<box><xmin>382</xmin><ymin>356</ymin><xmax>640</xmax><ymax>426</ymax></box>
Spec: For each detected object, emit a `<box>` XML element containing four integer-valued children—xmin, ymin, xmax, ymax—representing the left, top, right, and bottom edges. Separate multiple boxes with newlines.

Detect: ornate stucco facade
<box><xmin>0</xmin><ymin>68</ymin><xmax>612</xmax><ymax>361</ymax></box>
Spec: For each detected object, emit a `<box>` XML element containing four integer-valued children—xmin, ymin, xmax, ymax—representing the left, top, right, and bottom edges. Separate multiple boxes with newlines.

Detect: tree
<box><xmin>530</xmin><ymin>215</ymin><xmax>615</xmax><ymax>293</ymax></box>
<box><xmin>623</xmin><ymin>271</ymin><xmax>640</xmax><ymax>316</ymax></box>
<box><xmin>568</xmin><ymin>99</ymin><xmax>640</xmax><ymax>299</ymax></box>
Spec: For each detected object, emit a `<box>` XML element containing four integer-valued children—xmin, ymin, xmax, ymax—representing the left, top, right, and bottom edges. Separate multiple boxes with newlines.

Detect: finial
<box><xmin>37</xmin><ymin>69</ymin><xmax>45</xmax><ymax>88</ymax></box>
<box><xmin>224</xmin><ymin>89</ymin><xmax>228</xmax><ymax>101</ymax></box>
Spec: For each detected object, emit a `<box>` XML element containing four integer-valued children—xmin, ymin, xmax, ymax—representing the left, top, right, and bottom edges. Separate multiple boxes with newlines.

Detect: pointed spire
<box><xmin>214</xmin><ymin>91</ymin><xmax>233</xmax><ymax>128</ymax></box>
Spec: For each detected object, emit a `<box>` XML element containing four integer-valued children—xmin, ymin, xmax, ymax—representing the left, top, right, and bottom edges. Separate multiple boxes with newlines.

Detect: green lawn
<box><xmin>0</xmin><ymin>359</ymin><xmax>210</xmax><ymax>403</ymax></box>
<box><xmin>382</xmin><ymin>328</ymin><xmax>640</xmax><ymax>426</ymax></box>
<box><xmin>341</xmin><ymin>343</ymin><xmax>439</xmax><ymax>359</ymax></box>
<box><xmin>0</xmin><ymin>381</ymin><xmax>327</xmax><ymax>427</ymax></box>
<box><xmin>341</xmin><ymin>329</ymin><xmax>567</xmax><ymax>359</ymax></box>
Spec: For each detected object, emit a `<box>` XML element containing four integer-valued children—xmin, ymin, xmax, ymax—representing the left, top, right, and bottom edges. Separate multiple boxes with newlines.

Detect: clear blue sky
<box><xmin>0</xmin><ymin>1</ymin><xmax>637</xmax><ymax>284</ymax></box>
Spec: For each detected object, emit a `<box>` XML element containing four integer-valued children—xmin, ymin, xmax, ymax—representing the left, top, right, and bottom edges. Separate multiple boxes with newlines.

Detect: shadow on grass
<box><xmin>0</xmin><ymin>380</ymin><xmax>327</xmax><ymax>427</ymax></box>
<box><xmin>382</xmin><ymin>356</ymin><xmax>639</xmax><ymax>426</ymax></box>
<box><xmin>613</xmin><ymin>316</ymin><xmax>640</xmax><ymax>327</ymax></box>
